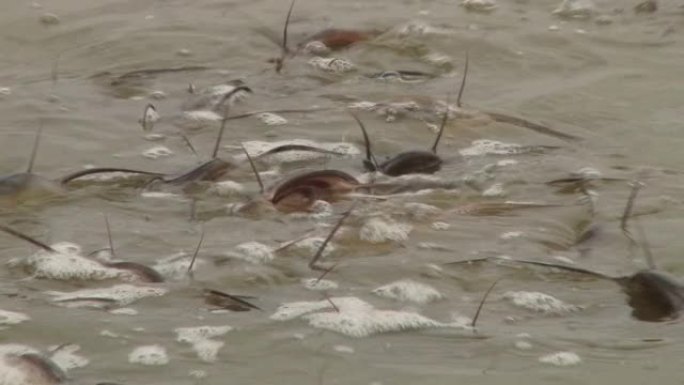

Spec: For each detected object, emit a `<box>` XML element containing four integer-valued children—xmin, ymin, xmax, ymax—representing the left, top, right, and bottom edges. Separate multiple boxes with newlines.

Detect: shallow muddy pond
<box><xmin>1</xmin><ymin>0</ymin><xmax>684</xmax><ymax>384</ymax></box>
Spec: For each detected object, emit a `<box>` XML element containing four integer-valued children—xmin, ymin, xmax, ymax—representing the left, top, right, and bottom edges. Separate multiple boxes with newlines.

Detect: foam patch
<box><xmin>290</xmin><ymin>237</ymin><xmax>336</xmax><ymax>258</ymax></box>
<box><xmin>359</xmin><ymin>217</ymin><xmax>412</xmax><ymax>243</ymax></box>
<box><xmin>461</xmin><ymin>0</ymin><xmax>497</xmax><ymax>12</ymax></box>
<box><xmin>208</xmin><ymin>181</ymin><xmax>245</xmax><ymax>197</ymax></box>
<box><xmin>154</xmin><ymin>252</ymin><xmax>204</xmax><ymax>280</ymax></box>
<box><xmin>223</xmin><ymin>242</ymin><xmax>275</xmax><ymax>264</ymax></box>
<box><xmin>503</xmin><ymin>291</ymin><xmax>582</xmax><ymax>315</ymax></box>
<box><xmin>271</xmin><ymin>297</ymin><xmax>467</xmax><ymax>338</ymax></box>
<box><xmin>49</xmin><ymin>344</ymin><xmax>88</xmax><ymax>371</ymax></box>
<box><xmin>539</xmin><ymin>351</ymin><xmax>582</xmax><ymax>366</ymax></box>
<box><xmin>175</xmin><ymin>325</ymin><xmax>232</xmax><ymax>362</ymax></box>
<box><xmin>552</xmin><ymin>0</ymin><xmax>595</xmax><ymax>18</ymax></box>
<box><xmin>373</xmin><ymin>280</ymin><xmax>443</xmax><ymax>304</ymax></box>
<box><xmin>302</xmin><ymin>278</ymin><xmax>339</xmax><ymax>291</ymax></box>
<box><xmin>142</xmin><ymin>145</ymin><xmax>173</xmax><ymax>159</ymax></box>
<box><xmin>459</xmin><ymin>140</ymin><xmax>526</xmax><ymax>156</ymax></box>
<box><xmin>128</xmin><ymin>345</ymin><xmax>169</xmax><ymax>366</ymax></box>
<box><xmin>9</xmin><ymin>242</ymin><xmax>127</xmax><ymax>281</ymax></box>
<box><xmin>0</xmin><ymin>310</ymin><xmax>30</xmax><ymax>326</ymax></box>
<box><xmin>256</xmin><ymin>112</ymin><xmax>287</xmax><ymax>126</ymax></box>
<box><xmin>308</xmin><ymin>57</ymin><xmax>355</xmax><ymax>73</ymax></box>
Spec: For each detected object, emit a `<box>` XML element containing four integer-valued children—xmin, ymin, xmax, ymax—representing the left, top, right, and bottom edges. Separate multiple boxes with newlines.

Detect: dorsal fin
<box><xmin>256</xmin><ymin>144</ymin><xmax>345</xmax><ymax>159</ymax></box>
<box><xmin>180</xmin><ymin>134</ymin><xmax>200</xmax><ymax>159</ymax></box>
<box><xmin>212</xmin><ymin>117</ymin><xmax>228</xmax><ymax>159</ymax></box>
<box><xmin>349</xmin><ymin>112</ymin><xmax>378</xmax><ymax>170</ymax></box>
<box><xmin>26</xmin><ymin>124</ymin><xmax>43</xmax><ymax>174</ymax></box>
<box><xmin>0</xmin><ymin>224</ymin><xmax>56</xmax><ymax>252</ymax></box>
<box><xmin>276</xmin><ymin>0</ymin><xmax>296</xmax><ymax>73</ymax></box>
<box><xmin>309</xmin><ymin>202</ymin><xmax>356</xmax><ymax>271</ymax></box>
<box><xmin>103</xmin><ymin>214</ymin><xmax>115</xmax><ymax>258</ymax></box>
<box><xmin>457</xmin><ymin>51</ymin><xmax>469</xmax><ymax>108</ymax></box>
<box><xmin>471</xmin><ymin>278</ymin><xmax>500</xmax><ymax>328</ymax></box>
<box><xmin>241</xmin><ymin>144</ymin><xmax>264</xmax><ymax>193</ymax></box>
<box><xmin>187</xmin><ymin>226</ymin><xmax>205</xmax><ymax>277</ymax></box>
<box><xmin>431</xmin><ymin>93</ymin><xmax>450</xmax><ymax>154</ymax></box>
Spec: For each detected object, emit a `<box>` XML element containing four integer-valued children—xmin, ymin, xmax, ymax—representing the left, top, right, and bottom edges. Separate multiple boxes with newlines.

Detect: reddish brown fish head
<box><xmin>269</xmin><ymin>170</ymin><xmax>360</xmax><ymax>206</ymax></box>
<box><xmin>299</xmin><ymin>28</ymin><xmax>379</xmax><ymax>51</ymax></box>
<box><xmin>272</xmin><ymin>185</ymin><xmax>320</xmax><ymax>213</ymax></box>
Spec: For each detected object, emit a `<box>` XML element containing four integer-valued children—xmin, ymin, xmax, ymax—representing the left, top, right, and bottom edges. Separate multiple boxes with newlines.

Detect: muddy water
<box><xmin>2</xmin><ymin>0</ymin><xmax>684</xmax><ymax>384</ymax></box>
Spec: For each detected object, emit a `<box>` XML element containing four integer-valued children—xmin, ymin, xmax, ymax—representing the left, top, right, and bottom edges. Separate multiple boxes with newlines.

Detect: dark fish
<box><xmin>350</xmin><ymin>108</ymin><xmax>446</xmax><ymax>176</ymax></box>
<box><xmin>448</xmin><ymin>257</ymin><xmax>684</xmax><ymax>322</ymax></box>
<box><xmin>349</xmin><ymin>55</ymin><xmax>467</xmax><ymax>177</ymax></box>
<box><xmin>203</xmin><ymin>289</ymin><xmax>262</xmax><ymax>311</ymax></box>
<box><xmin>105</xmin><ymin>261</ymin><xmax>165</xmax><ymax>283</ymax></box>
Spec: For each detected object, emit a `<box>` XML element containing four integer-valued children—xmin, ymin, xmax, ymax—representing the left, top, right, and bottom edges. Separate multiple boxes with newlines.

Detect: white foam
<box><xmin>141</xmin><ymin>191</ymin><xmax>186</xmax><ymax>200</ymax></box>
<box><xmin>238</xmin><ymin>139</ymin><xmax>359</xmax><ymax>165</ymax></box>
<box><xmin>154</xmin><ymin>252</ymin><xmax>204</xmax><ymax>280</ymax></box>
<box><xmin>302</xmin><ymin>278</ymin><xmax>339</xmax><ymax>291</ymax></box>
<box><xmin>175</xmin><ymin>325</ymin><xmax>232</xmax><ymax>363</ymax></box>
<box><xmin>290</xmin><ymin>237</ymin><xmax>336</xmax><ymax>258</ymax></box>
<box><xmin>552</xmin><ymin>0</ymin><xmax>595</xmax><ymax>18</ymax></box>
<box><xmin>308</xmin><ymin>57</ymin><xmax>355</xmax><ymax>73</ymax></box>
<box><xmin>359</xmin><ymin>217</ymin><xmax>412</xmax><ymax>244</ymax></box>
<box><xmin>182</xmin><ymin>110</ymin><xmax>222</xmax><ymax>122</ymax></box>
<box><xmin>0</xmin><ymin>310</ymin><xmax>29</xmax><ymax>326</ymax></box>
<box><xmin>397</xmin><ymin>21</ymin><xmax>453</xmax><ymax>37</ymax></box>
<box><xmin>497</xmin><ymin>159</ymin><xmax>518</xmax><ymax>167</ymax></box>
<box><xmin>461</xmin><ymin>0</ymin><xmax>497</xmax><ymax>12</ymax></box>
<box><xmin>459</xmin><ymin>140</ymin><xmax>525</xmax><ymax>156</ymax></box>
<box><xmin>256</xmin><ymin>112</ymin><xmax>287</xmax><ymax>126</ymax></box>
<box><xmin>271</xmin><ymin>297</ymin><xmax>466</xmax><ymax>338</ymax></box>
<box><xmin>482</xmin><ymin>183</ymin><xmax>505</xmax><ymax>197</ymax></box>
<box><xmin>128</xmin><ymin>345</ymin><xmax>169</xmax><ymax>366</ymax></box>
<box><xmin>403</xmin><ymin>202</ymin><xmax>441</xmax><ymax>220</ymax></box>
<box><xmin>515</xmin><ymin>340</ymin><xmax>533</xmax><ymax>350</ymax></box>
<box><xmin>373</xmin><ymin>280</ymin><xmax>443</xmax><ymax>304</ymax></box>
<box><xmin>11</xmin><ymin>242</ymin><xmax>127</xmax><ymax>281</ymax></box>
<box><xmin>503</xmin><ymin>291</ymin><xmax>582</xmax><ymax>315</ymax></box>
<box><xmin>223</xmin><ymin>242</ymin><xmax>274</xmax><ymax>264</ymax></box>
<box><xmin>49</xmin><ymin>344</ymin><xmax>88</xmax><ymax>371</ymax></box>
<box><xmin>0</xmin><ymin>345</ymin><xmax>37</xmax><ymax>356</ymax></box>
<box><xmin>0</xmin><ymin>87</ymin><xmax>11</xmax><ymax>97</ymax></box>
<box><xmin>500</xmin><ymin>231</ymin><xmax>523</xmax><ymax>240</ymax></box>
<box><xmin>142</xmin><ymin>145</ymin><xmax>173</xmax><ymax>159</ymax></box>
<box><xmin>539</xmin><ymin>351</ymin><xmax>582</xmax><ymax>366</ymax></box>
<box><xmin>109</xmin><ymin>307</ymin><xmax>138</xmax><ymax>315</ymax></box>
<box><xmin>208</xmin><ymin>180</ymin><xmax>245</xmax><ymax>197</ymax></box>
<box><xmin>333</xmin><ymin>345</ymin><xmax>355</xmax><ymax>354</ymax></box>
<box><xmin>431</xmin><ymin>222</ymin><xmax>450</xmax><ymax>231</ymax></box>
<box><xmin>47</xmin><ymin>284</ymin><xmax>167</xmax><ymax>308</ymax></box>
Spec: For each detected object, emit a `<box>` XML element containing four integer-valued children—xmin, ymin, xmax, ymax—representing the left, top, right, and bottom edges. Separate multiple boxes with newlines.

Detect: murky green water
<box><xmin>2</xmin><ymin>0</ymin><xmax>684</xmax><ymax>384</ymax></box>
